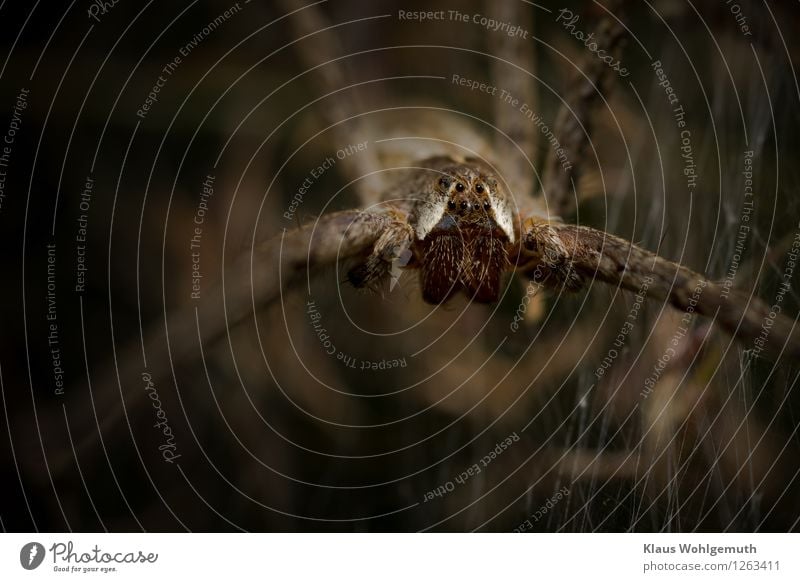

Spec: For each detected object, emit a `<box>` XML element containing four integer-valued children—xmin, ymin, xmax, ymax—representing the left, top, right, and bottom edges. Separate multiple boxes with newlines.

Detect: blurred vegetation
<box><xmin>1</xmin><ymin>0</ymin><xmax>799</xmax><ymax>532</ymax></box>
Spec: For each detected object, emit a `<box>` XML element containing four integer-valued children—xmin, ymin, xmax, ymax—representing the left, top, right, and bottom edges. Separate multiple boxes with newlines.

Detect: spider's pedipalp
<box><xmin>347</xmin><ymin>213</ymin><xmax>414</xmax><ymax>292</ymax></box>
<box><xmin>517</xmin><ymin>217</ymin><xmax>587</xmax><ymax>292</ymax></box>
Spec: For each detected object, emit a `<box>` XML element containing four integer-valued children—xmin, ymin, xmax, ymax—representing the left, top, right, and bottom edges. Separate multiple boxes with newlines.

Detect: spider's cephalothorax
<box><xmin>410</xmin><ymin>160</ymin><xmax>514</xmax><ymax>304</ymax></box>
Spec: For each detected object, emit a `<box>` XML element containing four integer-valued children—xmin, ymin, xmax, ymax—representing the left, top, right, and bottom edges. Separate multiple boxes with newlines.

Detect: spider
<box><xmin>282</xmin><ymin>151</ymin><xmax>798</xmax><ymax>360</ymax></box>
<box><xmin>346</xmin><ymin>156</ymin><xmax>515</xmax><ymax>304</ymax></box>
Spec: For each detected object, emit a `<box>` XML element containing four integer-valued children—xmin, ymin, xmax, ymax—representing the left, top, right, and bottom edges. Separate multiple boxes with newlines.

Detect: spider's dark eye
<box><xmin>475</xmin><ymin>183</ymin><xmax>484</xmax><ymax>194</ymax></box>
<box><xmin>447</xmin><ymin>200</ymin><xmax>456</xmax><ymax>210</ymax></box>
<box><xmin>455</xmin><ymin>182</ymin><xmax>465</xmax><ymax>192</ymax></box>
<box><xmin>460</xmin><ymin>201</ymin><xmax>468</xmax><ymax>210</ymax></box>
<box><xmin>483</xmin><ymin>202</ymin><xmax>490</xmax><ymax>210</ymax></box>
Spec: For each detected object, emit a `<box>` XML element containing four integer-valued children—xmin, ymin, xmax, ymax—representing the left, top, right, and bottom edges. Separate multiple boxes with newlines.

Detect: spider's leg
<box><xmin>487</xmin><ymin>0</ymin><xmax>538</xmax><ymax>203</ymax></box>
<box><xmin>277</xmin><ymin>0</ymin><xmax>384</xmax><ymax>205</ymax></box>
<box><xmin>518</xmin><ymin>217</ymin><xmax>586</xmax><ymax>291</ymax></box>
<box><xmin>542</xmin><ymin>1</ymin><xmax>626</xmax><ymax>217</ymax></box>
<box><xmin>347</xmin><ymin>210</ymin><xmax>414</xmax><ymax>292</ymax></box>
<box><xmin>520</xmin><ymin>220</ymin><xmax>800</xmax><ymax>359</ymax></box>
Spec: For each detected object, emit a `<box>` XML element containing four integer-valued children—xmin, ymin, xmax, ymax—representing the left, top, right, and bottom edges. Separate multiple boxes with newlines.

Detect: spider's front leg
<box><xmin>346</xmin><ymin>208</ymin><xmax>414</xmax><ymax>292</ymax></box>
<box><xmin>516</xmin><ymin>217</ymin><xmax>800</xmax><ymax>359</ymax></box>
<box><xmin>516</xmin><ymin>217</ymin><xmax>587</xmax><ymax>292</ymax></box>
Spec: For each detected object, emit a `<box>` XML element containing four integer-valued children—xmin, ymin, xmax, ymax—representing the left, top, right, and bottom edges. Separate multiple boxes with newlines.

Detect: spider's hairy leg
<box><xmin>277</xmin><ymin>0</ymin><xmax>383</xmax><ymax>206</ymax></box>
<box><xmin>517</xmin><ymin>217</ymin><xmax>586</xmax><ymax>291</ymax></box>
<box><xmin>487</xmin><ymin>0</ymin><xmax>537</xmax><ymax>200</ymax></box>
<box><xmin>519</xmin><ymin>221</ymin><xmax>800</xmax><ymax>359</ymax></box>
<box><xmin>542</xmin><ymin>0</ymin><xmax>626</xmax><ymax>216</ymax></box>
<box><xmin>347</xmin><ymin>209</ymin><xmax>414</xmax><ymax>292</ymax></box>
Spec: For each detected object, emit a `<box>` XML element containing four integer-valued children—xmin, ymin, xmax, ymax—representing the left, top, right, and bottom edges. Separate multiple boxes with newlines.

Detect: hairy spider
<box><xmin>304</xmin><ymin>149</ymin><xmax>799</xmax><ymax>362</ymax></box>
<box><xmin>347</xmin><ymin>156</ymin><xmax>513</xmax><ymax>304</ymax></box>
<box><xmin>261</xmin><ymin>0</ymin><xmax>800</xmax><ymax>360</ymax></box>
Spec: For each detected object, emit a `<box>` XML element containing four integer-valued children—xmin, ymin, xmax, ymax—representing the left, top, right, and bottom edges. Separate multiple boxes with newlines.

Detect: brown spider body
<box><xmin>408</xmin><ymin>157</ymin><xmax>514</xmax><ymax>304</ymax></box>
<box><xmin>344</xmin><ymin>142</ymin><xmax>595</xmax><ymax>305</ymax></box>
<box><xmin>348</xmin><ymin>154</ymin><xmax>522</xmax><ymax>303</ymax></box>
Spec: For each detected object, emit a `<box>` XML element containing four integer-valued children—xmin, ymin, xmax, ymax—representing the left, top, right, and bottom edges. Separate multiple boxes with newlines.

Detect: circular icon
<box><xmin>19</xmin><ymin>542</ymin><xmax>45</xmax><ymax>570</ymax></box>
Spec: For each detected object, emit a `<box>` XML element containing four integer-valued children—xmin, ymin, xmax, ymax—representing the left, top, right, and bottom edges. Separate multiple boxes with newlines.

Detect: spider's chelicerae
<box><xmin>344</xmin><ymin>153</ymin><xmax>602</xmax><ymax>306</ymax></box>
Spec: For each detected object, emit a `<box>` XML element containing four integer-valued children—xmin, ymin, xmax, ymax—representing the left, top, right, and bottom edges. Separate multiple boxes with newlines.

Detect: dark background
<box><xmin>1</xmin><ymin>0</ymin><xmax>800</xmax><ymax>532</ymax></box>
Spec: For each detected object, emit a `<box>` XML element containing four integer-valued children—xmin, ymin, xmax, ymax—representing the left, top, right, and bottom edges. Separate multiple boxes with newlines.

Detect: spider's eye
<box><xmin>475</xmin><ymin>183</ymin><xmax>484</xmax><ymax>194</ymax></box>
<box><xmin>483</xmin><ymin>202</ymin><xmax>490</xmax><ymax>210</ymax></box>
<box><xmin>447</xmin><ymin>200</ymin><xmax>456</xmax><ymax>210</ymax></box>
<box><xmin>460</xmin><ymin>201</ymin><xmax>468</xmax><ymax>210</ymax></box>
<box><xmin>439</xmin><ymin>177</ymin><xmax>450</xmax><ymax>189</ymax></box>
<box><xmin>455</xmin><ymin>182</ymin><xmax>465</xmax><ymax>192</ymax></box>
